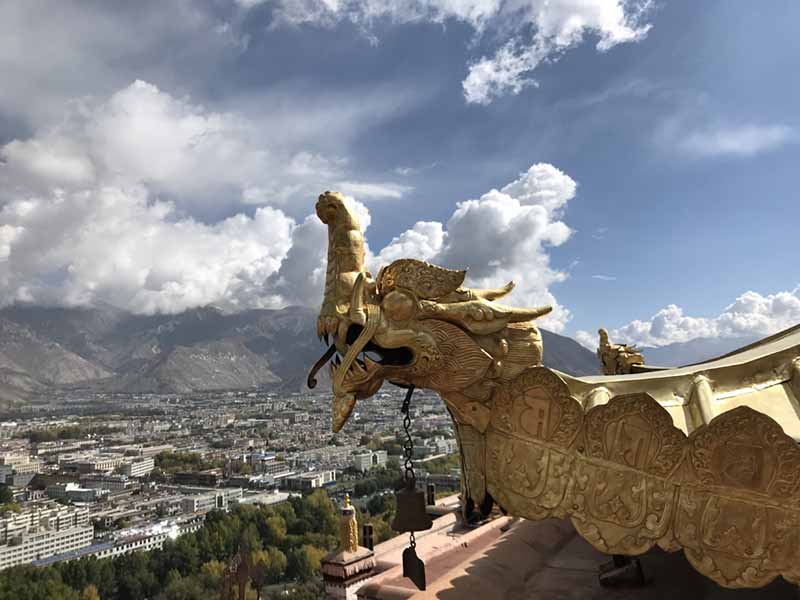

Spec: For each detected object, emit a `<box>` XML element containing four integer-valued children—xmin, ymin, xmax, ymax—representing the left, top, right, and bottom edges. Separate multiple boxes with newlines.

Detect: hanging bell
<box><xmin>391</xmin><ymin>484</ymin><xmax>433</xmax><ymax>533</ymax></box>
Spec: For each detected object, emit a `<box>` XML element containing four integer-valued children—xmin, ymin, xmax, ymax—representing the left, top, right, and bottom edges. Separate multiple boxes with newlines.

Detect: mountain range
<box><xmin>638</xmin><ymin>335</ymin><xmax>759</xmax><ymax>367</ymax></box>
<box><xmin>0</xmin><ymin>304</ymin><xmax>601</xmax><ymax>408</ymax></box>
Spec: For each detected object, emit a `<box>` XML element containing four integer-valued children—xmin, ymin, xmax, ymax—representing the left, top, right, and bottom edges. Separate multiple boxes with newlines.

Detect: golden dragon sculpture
<box><xmin>310</xmin><ymin>190</ymin><xmax>800</xmax><ymax>589</ymax></box>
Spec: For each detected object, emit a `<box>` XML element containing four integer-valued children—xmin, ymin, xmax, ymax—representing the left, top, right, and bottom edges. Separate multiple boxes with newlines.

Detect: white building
<box><xmin>92</xmin><ymin>518</ymin><xmax>204</xmax><ymax>560</ymax></box>
<box><xmin>285</xmin><ymin>470</ymin><xmax>337</xmax><ymax>491</ymax></box>
<box><xmin>32</xmin><ymin>516</ymin><xmax>205</xmax><ymax>568</ymax></box>
<box><xmin>180</xmin><ymin>488</ymin><xmax>242</xmax><ymax>514</ymax></box>
<box><xmin>435</xmin><ymin>438</ymin><xmax>458</xmax><ymax>455</ymax></box>
<box><xmin>140</xmin><ymin>444</ymin><xmax>175</xmax><ymax>458</ymax></box>
<box><xmin>45</xmin><ymin>483</ymin><xmax>108</xmax><ymax>504</ymax></box>
<box><xmin>63</xmin><ymin>455</ymin><xmax>125</xmax><ymax>474</ymax></box>
<box><xmin>0</xmin><ymin>525</ymin><xmax>94</xmax><ymax>570</ymax></box>
<box><xmin>0</xmin><ymin>502</ymin><xmax>93</xmax><ymax>571</ymax></box>
<box><xmin>248</xmin><ymin>453</ymin><xmax>292</xmax><ymax>477</ymax></box>
<box><xmin>352</xmin><ymin>450</ymin><xmax>388</xmax><ymax>473</ymax></box>
<box><xmin>121</xmin><ymin>456</ymin><xmax>155</xmax><ymax>478</ymax></box>
<box><xmin>80</xmin><ymin>474</ymin><xmax>134</xmax><ymax>493</ymax></box>
<box><xmin>0</xmin><ymin>453</ymin><xmax>41</xmax><ymax>475</ymax></box>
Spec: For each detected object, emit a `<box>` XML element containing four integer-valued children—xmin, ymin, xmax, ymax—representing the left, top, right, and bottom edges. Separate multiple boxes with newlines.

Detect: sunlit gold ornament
<box><xmin>311</xmin><ymin>189</ymin><xmax>800</xmax><ymax>589</ymax></box>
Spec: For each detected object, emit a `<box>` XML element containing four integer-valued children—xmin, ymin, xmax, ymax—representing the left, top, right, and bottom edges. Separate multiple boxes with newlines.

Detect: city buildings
<box><xmin>0</xmin><ymin>502</ymin><xmax>94</xmax><ymax>571</ymax></box>
<box><xmin>80</xmin><ymin>474</ymin><xmax>136</xmax><ymax>494</ymax></box>
<box><xmin>32</xmin><ymin>516</ymin><xmax>205</xmax><ymax>567</ymax></box>
<box><xmin>179</xmin><ymin>488</ymin><xmax>243</xmax><ymax>514</ymax></box>
<box><xmin>120</xmin><ymin>456</ymin><xmax>155</xmax><ymax>478</ymax></box>
<box><xmin>62</xmin><ymin>455</ymin><xmax>125</xmax><ymax>474</ymax></box>
<box><xmin>352</xmin><ymin>450</ymin><xmax>388</xmax><ymax>472</ymax></box>
<box><xmin>45</xmin><ymin>482</ymin><xmax>108</xmax><ymax>504</ymax></box>
<box><xmin>0</xmin><ymin>452</ymin><xmax>41</xmax><ymax>487</ymax></box>
<box><xmin>0</xmin><ymin>387</ymin><xmax>460</xmax><ymax>572</ymax></box>
<box><xmin>285</xmin><ymin>470</ymin><xmax>337</xmax><ymax>491</ymax></box>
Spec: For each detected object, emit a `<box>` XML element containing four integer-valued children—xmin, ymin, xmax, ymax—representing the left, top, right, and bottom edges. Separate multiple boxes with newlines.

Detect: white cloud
<box><xmin>393</xmin><ymin>162</ymin><xmax>439</xmax><ymax>176</ymax></box>
<box><xmin>261</xmin><ymin>214</ymin><xmax>329</xmax><ymax>308</ymax></box>
<box><xmin>0</xmin><ymin>2</ymin><xmax>425</xmax><ymax>212</ymax></box>
<box><xmin>463</xmin><ymin>0</ymin><xmax>652</xmax><ymax>104</ymax></box>
<box><xmin>262</xmin><ymin>0</ymin><xmax>501</xmax><ymax>29</ymax></box>
<box><xmin>0</xmin><ymin>81</ymin><xmax>335</xmax><ymax>213</ymax></box>
<box><xmin>0</xmin><ymin>80</ymin><xmax>414</xmax><ymax>215</ymax></box>
<box><xmin>656</xmin><ymin>112</ymin><xmax>796</xmax><ymax>159</ymax></box>
<box><xmin>463</xmin><ymin>42</ymin><xmax>541</xmax><ymax>105</ymax></box>
<box><xmin>0</xmin><ymin>2</ymin><xmax>247</xmax><ymax>126</ymax></box>
<box><xmin>0</xmin><ymin>73</ymin><xmax>578</xmax><ymax>324</ymax></box>
<box><xmin>499</xmin><ymin>160</ymin><xmax>576</xmax><ymax>212</ymax></box>
<box><xmin>0</xmin><ymin>6</ymin><xmax>589</xmax><ymax>320</ymax></box>
<box><xmin>2</xmin><ymin>153</ymin><xmax>578</xmax><ymax>326</ymax></box>
<box><xmin>336</xmin><ymin>181</ymin><xmax>413</xmax><ymax>200</ymax></box>
<box><xmin>574</xmin><ymin>330</ymin><xmax>599</xmax><ymax>349</ymax></box>
<box><xmin>1</xmin><ymin>138</ymin><xmax>96</xmax><ymax>186</ymax></box>
<box><xmin>0</xmin><ymin>185</ymin><xmax>294</xmax><ymax>314</ymax></box>
<box><xmin>376</xmin><ymin>163</ymin><xmax>577</xmax><ymax>331</ymax></box>
<box><xmin>676</xmin><ymin>124</ymin><xmax>795</xmax><ymax>158</ymax></box>
<box><xmin>254</xmin><ymin>0</ymin><xmax>653</xmax><ymax>105</ymax></box>
<box><xmin>375</xmin><ymin>221</ymin><xmax>446</xmax><ymax>265</ymax></box>
<box><xmin>0</xmin><ymin>80</ymin><xmax>409</xmax><ymax>314</ymax></box>
<box><xmin>264</xmin><ymin>194</ymin><xmax>374</xmax><ymax>307</ymax></box>
<box><xmin>575</xmin><ymin>286</ymin><xmax>800</xmax><ymax>348</ymax></box>
<box><xmin>591</xmin><ymin>274</ymin><xmax>616</xmax><ymax>281</ymax></box>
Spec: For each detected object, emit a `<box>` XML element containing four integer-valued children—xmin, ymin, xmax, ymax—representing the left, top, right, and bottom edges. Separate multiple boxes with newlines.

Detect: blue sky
<box><xmin>0</xmin><ymin>0</ymin><xmax>798</xmax><ymax>348</ymax></box>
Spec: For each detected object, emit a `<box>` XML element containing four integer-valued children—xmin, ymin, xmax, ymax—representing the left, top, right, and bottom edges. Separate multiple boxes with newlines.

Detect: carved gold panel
<box><xmin>486</xmin><ymin>368</ymin><xmax>582</xmax><ymax>520</ymax></box>
<box><xmin>675</xmin><ymin>406</ymin><xmax>800</xmax><ymax>587</ymax></box>
<box><xmin>455</xmin><ymin>422</ymin><xmax>488</xmax><ymax>512</ymax></box>
<box><xmin>482</xmin><ymin>370</ymin><xmax>800</xmax><ymax>588</ymax></box>
<box><xmin>568</xmin><ymin>393</ymin><xmax>686</xmax><ymax>555</ymax></box>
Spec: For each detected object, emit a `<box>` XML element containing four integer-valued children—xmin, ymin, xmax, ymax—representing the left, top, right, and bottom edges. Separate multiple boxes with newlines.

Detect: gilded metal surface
<box><xmin>313</xmin><ymin>191</ymin><xmax>800</xmax><ymax>588</ymax></box>
<box><xmin>377</xmin><ymin>258</ymin><xmax>466</xmax><ymax>299</ymax></box>
<box><xmin>597</xmin><ymin>328</ymin><xmax>645</xmax><ymax>374</ymax></box>
<box><xmin>338</xmin><ymin>494</ymin><xmax>359</xmax><ymax>554</ymax></box>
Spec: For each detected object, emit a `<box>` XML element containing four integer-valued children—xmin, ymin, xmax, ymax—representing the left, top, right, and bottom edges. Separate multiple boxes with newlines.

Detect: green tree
<box><xmin>199</xmin><ymin>559</ymin><xmax>226</xmax><ymax>588</ymax></box>
<box><xmin>287</xmin><ymin>545</ymin><xmax>325</xmax><ymax>582</ymax></box>
<box><xmin>259</xmin><ymin>515</ymin><xmax>286</xmax><ymax>547</ymax></box>
<box><xmin>158</xmin><ymin>573</ymin><xmax>206</xmax><ymax>600</ymax></box>
<box><xmin>114</xmin><ymin>551</ymin><xmax>157</xmax><ymax>600</ymax></box>
<box><xmin>239</xmin><ymin>524</ymin><xmax>262</xmax><ymax>554</ymax></box>
<box><xmin>80</xmin><ymin>584</ymin><xmax>101</xmax><ymax>600</ymax></box>
<box><xmin>275</xmin><ymin>580</ymin><xmax>325</xmax><ymax>600</ymax></box>
<box><xmin>263</xmin><ymin>548</ymin><xmax>287</xmax><ymax>585</ymax></box>
<box><xmin>366</xmin><ymin>494</ymin><xmax>390</xmax><ymax>516</ymax></box>
<box><xmin>250</xmin><ymin>547</ymin><xmax>286</xmax><ymax>600</ymax></box>
<box><xmin>0</xmin><ymin>502</ymin><xmax>20</xmax><ymax>513</ymax></box>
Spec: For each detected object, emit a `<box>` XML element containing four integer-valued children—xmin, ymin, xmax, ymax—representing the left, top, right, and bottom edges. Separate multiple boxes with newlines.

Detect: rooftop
<box><xmin>359</xmin><ymin>509</ymin><xmax>798</xmax><ymax>599</ymax></box>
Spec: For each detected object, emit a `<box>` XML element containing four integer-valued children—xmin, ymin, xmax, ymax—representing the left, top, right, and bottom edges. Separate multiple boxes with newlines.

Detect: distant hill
<box><xmin>0</xmin><ymin>304</ymin><xmax>599</xmax><ymax>406</ymax></box>
<box><xmin>540</xmin><ymin>329</ymin><xmax>599</xmax><ymax>376</ymax></box>
<box><xmin>639</xmin><ymin>335</ymin><xmax>760</xmax><ymax>368</ymax></box>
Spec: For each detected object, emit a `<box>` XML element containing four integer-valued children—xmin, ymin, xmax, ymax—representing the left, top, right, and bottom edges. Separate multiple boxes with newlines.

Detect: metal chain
<box><xmin>400</xmin><ymin>385</ymin><xmax>416</xmax><ymax>486</ymax></box>
<box><xmin>400</xmin><ymin>385</ymin><xmax>418</xmax><ymax>552</ymax></box>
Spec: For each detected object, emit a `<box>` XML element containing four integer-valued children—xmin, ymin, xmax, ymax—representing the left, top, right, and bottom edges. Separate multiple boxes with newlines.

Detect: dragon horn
<box><xmin>471</xmin><ymin>281</ymin><xmax>515</xmax><ymax>301</ymax></box>
<box><xmin>503</xmin><ymin>304</ymin><xmax>553</xmax><ymax>322</ymax></box>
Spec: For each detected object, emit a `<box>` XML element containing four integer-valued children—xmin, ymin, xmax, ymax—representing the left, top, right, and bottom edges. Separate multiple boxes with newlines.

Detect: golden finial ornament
<box><xmin>338</xmin><ymin>494</ymin><xmax>358</xmax><ymax>553</ymax></box>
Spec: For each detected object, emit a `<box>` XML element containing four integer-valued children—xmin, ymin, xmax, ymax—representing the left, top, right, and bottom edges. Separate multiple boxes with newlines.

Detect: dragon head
<box><xmin>310</xmin><ymin>191</ymin><xmax>553</xmax><ymax>431</ymax></box>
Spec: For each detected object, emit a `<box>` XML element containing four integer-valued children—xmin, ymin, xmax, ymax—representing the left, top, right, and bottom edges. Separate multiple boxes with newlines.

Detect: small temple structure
<box><xmin>321</xmin><ymin>494</ymin><xmax>376</xmax><ymax>599</ymax></box>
